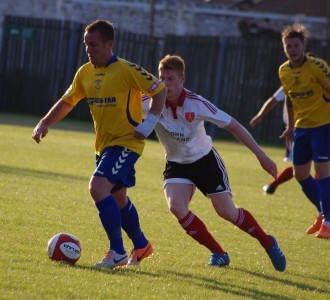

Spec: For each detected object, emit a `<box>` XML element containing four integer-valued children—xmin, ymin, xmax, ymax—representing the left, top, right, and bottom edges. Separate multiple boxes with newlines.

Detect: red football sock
<box><xmin>179</xmin><ymin>211</ymin><xmax>225</xmax><ymax>254</ymax></box>
<box><xmin>269</xmin><ymin>166</ymin><xmax>293</xmax><ymax>188</ymax></box>
<box><xmin>235</xmin><ymin>208</ymin><xmax>273</xmax><ymax>249</ymax></box>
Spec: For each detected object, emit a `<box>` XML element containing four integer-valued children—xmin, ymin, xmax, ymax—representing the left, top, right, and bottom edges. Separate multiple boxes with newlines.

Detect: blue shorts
<box><xmin>94</xmin><ymin>146</ymin><xmax>139</xmax><ymax>192</ymax></box>
<box><xmin>293</xmin><ymin>124</ymin><xmax>330</xmax><ymax>165</ymax></box>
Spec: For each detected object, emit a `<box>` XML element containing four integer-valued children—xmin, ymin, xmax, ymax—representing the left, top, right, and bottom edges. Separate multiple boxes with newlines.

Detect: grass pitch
<box><xmin>0</xmin><ymin>113</ymin><xmax>329</xmax><ymax>299</ymax></box>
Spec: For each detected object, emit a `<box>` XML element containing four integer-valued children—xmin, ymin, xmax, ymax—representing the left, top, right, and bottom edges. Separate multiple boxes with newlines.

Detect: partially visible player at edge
<box><xmin>249</xmin><ymin>53</ymin><xmax>318</xmax><ymax>196</ymax></box>
<box><xmin>250</xmin><ymin>86</ymin><xmax>294</xmax><ymax>195</ymax></box>
<box><xmin>32</xmin><ymin>20</ymin><xmax>167</xmax><ymax>267</ymax></box>
<box><xmin>143</xmin><ymin>55</ymin><xmax>286</xmax><ymax>271</ymax></box>
<box><xmin>279</xmin><ymin>23</ymin><xmax>330</xmax><ymax>238</ymax></box>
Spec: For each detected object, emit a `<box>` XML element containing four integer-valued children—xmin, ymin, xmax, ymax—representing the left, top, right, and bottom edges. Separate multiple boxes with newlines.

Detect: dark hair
<box><xmin>159</xmin><ymin>55</ymin><xmax>185</xmax><ymax>76</ymax></box>
<box><xmin>281</xmin><ymin>23</ymin><xmax>309</xmax><ymax>44</ymax></box>
<box><xmin>85</xmin><ymin>20</ymin><xmax>115</xmax><ymax>43</ymax></box>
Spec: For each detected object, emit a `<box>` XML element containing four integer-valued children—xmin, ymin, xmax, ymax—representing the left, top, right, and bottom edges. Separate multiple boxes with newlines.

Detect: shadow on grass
<box><xmin>0</xmin><ymin>164</ymin><xmax>88</xmax><ymax>181</ymax></box>
<box><xmin>51</xmin><ymin>262</ymin><xmax>328</xmax><ymax>298</ymax></box>
<box><xmin>54</xmin><ymin>261</ymin><xmax>161</xmax><ymax>278</ymax></box>
<box><xmin>60</xmin><ymin>263</ymin><xmax>293</xmax><ymax>299</ymax></box>
<box><xmin>162</xmin><ymin>266</ymin><xmax>329</xmax><ymax>299</ymax></box>
<box><xmin>234</xmin><ymin>267</ymin><xmax>329</xmax><ymax>294</ymax></box>
<box><xmin>161</xmin><ymin>268</ymin><xmax>294</xmax><ymax>300</ymax></box>
<box><xmin>287</xmin><ymin>269</ymin><xmax>330</xmax><ymax>285</ymax></box>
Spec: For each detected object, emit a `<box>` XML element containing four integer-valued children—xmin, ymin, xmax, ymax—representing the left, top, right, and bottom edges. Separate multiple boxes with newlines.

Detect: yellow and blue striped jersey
<box><xmin>61</xmin><ymin>56</ymin><xmax>165</xmax><ymax>155</ymax></box>
<box><xmin>279</xmin><ymin>56</ymin><xmax>330</xmax><ymax>128</ymax></box>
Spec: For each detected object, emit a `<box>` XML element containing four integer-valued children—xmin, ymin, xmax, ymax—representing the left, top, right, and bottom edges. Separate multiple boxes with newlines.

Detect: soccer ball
<box><xmin>47</xmin><ymin>233</ymin><xmax>81</xmax><ymax>264</ymax></box>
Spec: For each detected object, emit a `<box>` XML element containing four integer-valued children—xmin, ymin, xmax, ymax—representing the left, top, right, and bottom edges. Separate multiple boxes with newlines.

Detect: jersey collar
<box><xmin>166</xmin><ymin>89</ymin><xmax>186</xmax><ymax>119</ymax></box>
<box><xmin>105</xmin><ymin>55</ymin><xmax>118</xmax><ymax>67</ymax></box>
<box><xmin>288</xmin><ymin>55</ymin><xmax>307</xmax><ymax>69</ymax></box>
<box><xmin>94</xmin><ymin>55</ymin><xmax>118</xmax><ymax>68</ymax></box>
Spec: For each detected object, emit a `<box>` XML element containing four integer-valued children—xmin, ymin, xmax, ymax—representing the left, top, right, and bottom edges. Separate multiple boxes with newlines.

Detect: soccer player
<box><xmin>142</xmin><ymin>55</ymin><xmax>286</xmax><ymax>271</ymax></box>
<box><xmin>279</xmin><ymin>23</ymin><xmax>330</xmax><ymax>238</ymax></box>
<box><xmin>250</xmin><ymin>86</ymin><xmax>294</xmax><ymax>194</ymax></box>
<box><xmin>32</xmin><ymin>20</ymin><xmax>167</xmax><ymax>267</ymax></box>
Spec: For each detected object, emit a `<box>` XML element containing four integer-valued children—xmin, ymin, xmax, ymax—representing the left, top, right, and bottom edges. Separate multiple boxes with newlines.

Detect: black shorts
<box><xmin>163</xmin><ymin>148</ymin><xmax>231</xmax><ymax>196</ymax></box>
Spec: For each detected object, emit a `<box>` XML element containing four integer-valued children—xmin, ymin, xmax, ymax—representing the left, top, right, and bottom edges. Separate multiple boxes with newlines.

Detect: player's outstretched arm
<box><xmin>224</xmin><ymin>118</ymin><xmax>277</xmax><ymax>179</ymax></box>
<box><xmin>249</xmin><ymin>97</ymin><xmax>278</xmax><ymax>127</ymax></box>
<box><xmin>32</xmin><ymin>100</ymin><xmax>74</xmax><ymax>143</ymax></box>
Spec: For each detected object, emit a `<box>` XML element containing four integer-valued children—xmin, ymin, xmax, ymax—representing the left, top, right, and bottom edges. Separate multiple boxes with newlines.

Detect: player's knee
<box><xmin>314</xmin><ymin>162</ymin><xmax>330</xmax><ymax>179</ymax></box>
<box><xmin>228</xmin><ymin>207</ymin><xmax>240</xmax><ymax>223</ymax></box>
<box><xmin>217</xmin><ymin>206</ymin><xmax>238</xmax><ymax>223</ymax></box>
<box><xmin>294</xmin><ymin>172</ymin><xmax>309</xmax><ymax>181</ymax></box>
<box><xmin>89</xmin><ymin>182</ymin><xmax>98</xmax><ymax>201</ymax></box>
<box><xmin>168</xmin><ymin>203</ymin><xmax>187</xmax><ymax>219</ymax></box>
<box><xmin>168</xmin><ymin>203</ymin><xmax>180</xmax><ymax>216</ymax></box>
<box><xmin>88</xmin><ymin>176</ymin><xmax>108</xmax><ymax>202</ymax></box>
<box><xmin>112</xmin><ymin>189</ymin><xmax>128</xmax><ymax>209</ymax></box>
<box><xmin>293</xmin><ymin>163</ymin><xmax>312</xmax><ymax>181</ymax></box>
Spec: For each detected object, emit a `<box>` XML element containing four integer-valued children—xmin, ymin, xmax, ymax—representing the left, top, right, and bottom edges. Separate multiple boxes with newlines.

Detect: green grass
<box><xmin>0</xmin><ymin>113</ymin><xmax>329</xmax><ymax>299</ymax></box>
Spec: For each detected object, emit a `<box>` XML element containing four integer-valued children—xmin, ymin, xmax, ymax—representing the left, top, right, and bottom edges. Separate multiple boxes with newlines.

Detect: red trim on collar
<box><xmin>165</xmin><ymin>89</ymin><xmax>186</xmax><ymax>119</ymax></box>
<box><xmin>177</xmin><ymin>89</ymin><xmax>186</xmax><ymax>106</ymax></box>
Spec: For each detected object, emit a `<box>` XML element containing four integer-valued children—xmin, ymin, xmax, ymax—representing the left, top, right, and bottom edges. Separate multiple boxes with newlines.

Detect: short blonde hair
<box><xmin>158</xmin><ymin>55</ymin><xmax>185</xmax><ymax>76</ymax></box>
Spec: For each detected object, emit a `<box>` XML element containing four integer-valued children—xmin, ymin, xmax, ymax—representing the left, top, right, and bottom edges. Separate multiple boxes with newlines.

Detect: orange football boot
<box><xmin>127</xmin><ymin>241</ymin><xmax>153</xmax><ymax>266</ymax></box>
<box><xmin>306</xmin><ymin>215</ymin><xmax>323</xmax><ymax>234</ymax></box>
<box><xmin>316</xmin><ymin>224</ymin><xmax>330</xmax><ymax>239</ymax></box>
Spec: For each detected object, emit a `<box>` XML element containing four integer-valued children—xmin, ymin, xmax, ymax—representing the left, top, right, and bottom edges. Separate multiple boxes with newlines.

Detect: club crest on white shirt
<box><xmin>185</xmin><ymin>112</ymin><xmax>195</xmax><ymax>122</ymax></box>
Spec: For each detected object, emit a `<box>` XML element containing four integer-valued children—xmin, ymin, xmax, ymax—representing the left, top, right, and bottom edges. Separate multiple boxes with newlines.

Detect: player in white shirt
<box><xmin>141</xmin><ymin>55</ymin><xmax>286</xmax><ymax>271</ymax></box>
<box><xmin>249</xmin><ymin>86</ymin><xmax>294</xmax><ymax>195</ymax></box>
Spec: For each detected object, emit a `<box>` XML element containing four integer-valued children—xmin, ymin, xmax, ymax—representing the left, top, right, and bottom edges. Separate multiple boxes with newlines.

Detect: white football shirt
<box><xmin>143</xmin><ymin>89</ymin><xmax>232</xmax><ymax>164</ymax></box>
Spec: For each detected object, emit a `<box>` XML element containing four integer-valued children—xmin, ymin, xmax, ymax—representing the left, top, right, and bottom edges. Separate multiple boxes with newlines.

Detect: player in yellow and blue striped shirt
<box><xmin>32</xmin><ymin>20</ymin><xmax>167</xmax><ymax>266</ymax></box>
<box><xmin>279</xmin><ymin>23</ymin><xmax>330</xmax><ymax>239</ymax></box>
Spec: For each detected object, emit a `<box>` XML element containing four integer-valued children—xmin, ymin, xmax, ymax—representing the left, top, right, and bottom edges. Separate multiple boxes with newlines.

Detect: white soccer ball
<box><xmin>47</xmin><ymin>233</ymin><xmax>81</xmax><ymax>264</ymax></box>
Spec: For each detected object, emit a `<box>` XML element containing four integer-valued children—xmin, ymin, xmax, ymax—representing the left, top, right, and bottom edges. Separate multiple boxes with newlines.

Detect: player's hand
<box><xmin>32</xmin><ymin>123</ymin><xmax>49</xmax><ymax>143</ymax></box>
<box><xmin>279</xmin><ymin>128</ymin><xmax>293</xmax><ymax>150</ymax></box>
<box><xmin>258</xmin><ymin>152</ymin><xmax>278</xmax><ymax>179</ymax></box>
